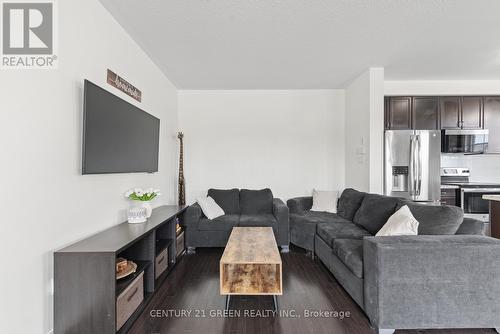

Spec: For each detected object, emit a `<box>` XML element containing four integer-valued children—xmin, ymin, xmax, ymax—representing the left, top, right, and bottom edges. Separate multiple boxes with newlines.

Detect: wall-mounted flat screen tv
<box><xmin>82</xmin><ymin>80</ymin><xmax>160</xmax><ymax>174</ymax></box>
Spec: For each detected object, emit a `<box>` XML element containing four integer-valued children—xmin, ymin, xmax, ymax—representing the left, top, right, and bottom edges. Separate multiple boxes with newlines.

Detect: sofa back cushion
<box><xmin>353</xmin><ymin>193</ymin><xmax>399</xmax><ymax>234</ymax></box>
<box><xmin>207</xmin><ymin>188</ymin><xmax>240</xmax><ymax>214</ymax></box>
<box><xmin>401</xmin><ymin>202</ymin><xmax>464</xmax><ymax>235</ymax></box>
<box><xmin>240</xmin><ymin>188</ymin><xmax>273</xmax><ymax>214</ymax></box>
<box><xmin>337</xmin><ymin>188</ymin><xmax>366</xmax><ymax>220</ymax></box>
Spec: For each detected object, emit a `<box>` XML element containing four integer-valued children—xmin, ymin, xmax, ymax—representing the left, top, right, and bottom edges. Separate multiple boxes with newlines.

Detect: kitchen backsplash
<box><xmin>441</xmin><ymin>154</ymin><xmax>500</xmax><ymax>182</ymax></box>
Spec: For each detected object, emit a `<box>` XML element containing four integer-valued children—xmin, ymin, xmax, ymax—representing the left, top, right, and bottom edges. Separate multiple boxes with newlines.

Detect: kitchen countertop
<box><xmin>483</xmin><ymin>195</ymin><xmax>500</xmax><ymax>202</ymax></box>
<box><xmin>441</xmin><ymin>184</ymin><xmax>459</xmax><ymax>189</ymax></box>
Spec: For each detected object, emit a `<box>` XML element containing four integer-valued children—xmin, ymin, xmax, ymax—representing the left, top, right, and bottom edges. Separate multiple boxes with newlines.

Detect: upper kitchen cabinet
<box><xmin>439</xmin><ymin>96</ymin><xmax>483</xmax><ymax>129</ymax></box>
<box><xmin>484</xmin><ymin>96</ymin><xmax>500</xmax><ymax>153</ymax></box>
<box><xmin>384</xmin><ymin>96</ymin><xmax>439</xmax><ymax>130</ymax></box>
<box><xmin>384</xmin><ymin>97</ymin><xmax>390</xmax><ymax>129</ymax></box>
<box><xmin>440</xmin><ymin>97</ymin><xmax>461</xmax><ymax>129</ymax></box>
<box><xmin>386</xmin><ymin>97</ymin><xmax>412</xmax><ymax>129</ymax></box>
<box><xmin>461</xmin><ymin>96</ymin><xmax>483</xmax><ymax>129</ymax></box>
<box><xmin>412</xmin><ymin>97</ymin><xmax>439</xmax><ymax>130</ymax></box>
<box><xmin>385</xmin><ymin>95</ymin><xmax>486</xmax><ymax>131</ymax></box>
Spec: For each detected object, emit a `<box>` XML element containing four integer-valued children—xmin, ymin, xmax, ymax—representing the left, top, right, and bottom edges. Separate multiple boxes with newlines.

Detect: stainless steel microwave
<box><xmin>441</xmin><ymin>129</ymin><xmax>489</xmax><ymax>154</ymax></box>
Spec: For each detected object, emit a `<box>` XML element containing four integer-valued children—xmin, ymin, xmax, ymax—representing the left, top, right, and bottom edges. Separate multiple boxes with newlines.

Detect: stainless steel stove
<box><xmin>441</xmin><ymin>167</ymin><xmax>500</xmax><ymax>224</ymax></box>
<box><xmin>444</xmin><ymin>181</ymin><xmax>500</xmax><ymax>188</ymax></box>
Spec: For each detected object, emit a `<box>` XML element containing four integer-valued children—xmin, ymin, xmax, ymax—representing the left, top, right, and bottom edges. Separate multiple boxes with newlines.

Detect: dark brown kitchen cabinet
<box><xmin>384</xmin><ymin>96</ymin><xmax>391</xmax><ymax>130</ymax></box>
<box><xmin>385</xmin><ymin>95</ymin><xmax>488</xmax><ymax>132</ymax></box>
<box><xmin>484</xmin><ymin>96</ymin><xmax>500</xmax><ymax>153</ymax></box>
<box><xmin>461</xmin><ymin>96</ymin><xmax>483</xmax><ymax>129</ymax></box>
<box><xmin>439</xmin><ymin>96</ymin><xmax>483</xmax><ymax>129</ymax></box>
<box><xmin>412</xmin><ymin>97</ymin><xmax>439</xmax><ymax>130</ymax></box>
<box><xmin>384</xmin><ymin>96</ymin><xmax>439</xmax><ymax>130</ymax></box>
<box><xmin>387</xmin><ymin>97</ymin><xmax>412</xmax><ymax>129</ymax></box>
<box><xmin>440</xmin><ymin>188</ymin><xmax>458</xmax><ymax>206</ymax></box>
<box><xmin>384</xmin><ymin>97</ymin><xmax>390</xmax><ymax>129</ymax></box>
<box><xmin>440</xmin><ymin>97</ymin><xmax>461</xmax><ymax>129</ymax></box>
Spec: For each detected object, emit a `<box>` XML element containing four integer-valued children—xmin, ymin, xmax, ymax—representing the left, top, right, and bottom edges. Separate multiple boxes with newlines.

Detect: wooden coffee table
<box><xmin>220</xmin><ymin>227</ymin><xmax>282</xmax><ymax>311</ymax></box>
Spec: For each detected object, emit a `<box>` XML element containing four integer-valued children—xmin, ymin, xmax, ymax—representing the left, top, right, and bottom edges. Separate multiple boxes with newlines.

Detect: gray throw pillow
<box><xmin>207</xmin><ymin>188</ymin><xmax>240</xmax><ymax>214</ymax></box>
<box><xmin>402</xmin><ymin>202</ymin><xmax>463</xmax><ymax>235</ymax></box>
<box><xmin>337</xmin><ymin>188</ymin><xmax>366</xmax><ymax>220</ymax></box>
<box><xmin>240</xmin><ymin>188</ymin><xmax>274</xmax><ymax>214</ymax></box>
<box><xmin>353</xmin><ymin>193</ymin><xmax>399</xmax><ymax>235</ymax></box>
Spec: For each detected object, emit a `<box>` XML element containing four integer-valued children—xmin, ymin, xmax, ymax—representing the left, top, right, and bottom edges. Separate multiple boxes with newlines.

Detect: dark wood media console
<box><xmin>54</xmin><ymin>205</ymin><xmax>186</xmax><ymax>334</ymax></box>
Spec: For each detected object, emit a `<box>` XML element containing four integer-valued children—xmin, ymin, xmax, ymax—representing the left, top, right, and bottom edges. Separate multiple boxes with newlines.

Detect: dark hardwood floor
<box><xmin>130</xmin><ymin>247</ymin><xmax>495</xmax><ymax>334</ymax></box>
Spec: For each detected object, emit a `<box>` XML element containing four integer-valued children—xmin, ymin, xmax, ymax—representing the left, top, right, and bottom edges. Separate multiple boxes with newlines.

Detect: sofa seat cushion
<box><xmin>401</xmin><ymin>202</ymin><xmax>464</xmax><ymax>235</ymax></box>
<box><xmin>337</xmin><ymin>188</ymin><xmax>366</xmax><ymax>220</ymax></box>
<box><xmin>208</xmin><ymin>188</ymin><xmax>240</xmax><ymax>214</ymax></box>
<box><xmin>332</xmin><ymin>239</ymin><xmax>364</xmax><ymax>278</ymax></box>
<box><xmin>290</xmin><ymin>213</ymin><xmax>318</xmax><ymax>229</ymax></box>
<box><xmin>198</xmin><ymin>214</ymin><xmax>239</xmax><ymax>231</ymax></box>
<box><xmin>240</xmin><ymin>189</ymin><xmax>273</xmax><ymax>214</ymax></box>
<box><xmin>302</xmin><ymin>211</ymin><xmax>350</xmax><ymax>224</ymax></box>
<box><xmin>239</xmin><ymin>214</ymin><xmax>277</xmax><ymax>227</ymax></box>
<box><xmin>316</xmin><ymin>222</ymin><xmax>371</xmax><ymax>247</ymax></box>
<box><xmin>353</xmin><ymin>193</ymin><xmax>399</xmax><ymax>235</ymax></box>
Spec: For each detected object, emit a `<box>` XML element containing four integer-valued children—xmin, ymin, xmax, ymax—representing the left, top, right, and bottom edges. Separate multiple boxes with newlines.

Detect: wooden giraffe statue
<box><xmin>177</xmin><ymin>132</ymin><xmax>186</xmax><ymax>206</ymax></box>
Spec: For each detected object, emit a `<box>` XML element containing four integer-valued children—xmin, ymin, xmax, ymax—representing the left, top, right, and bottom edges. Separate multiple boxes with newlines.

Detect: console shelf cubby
<box><xmin>54</xmin><ymin>205</ymin><xmax>186</xmax><ymax>334</ymax></box>
<box><xmin>155</xmin><ymin>238</ymin><xmax>173</xmax><ymax>256</ymax></box>
<box><xmin>115</xmin><ymin>260</ymin><xmax>150</xmax><ymax>296</ymax></box>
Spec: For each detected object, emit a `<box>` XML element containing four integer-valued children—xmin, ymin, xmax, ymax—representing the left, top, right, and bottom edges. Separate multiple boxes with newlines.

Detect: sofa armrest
<box><xmin>273</xmin><ymin>198</ymin><xmax>290</xmax><ymax>246</ymax></box>
<box><xmin>184</xmin><ymin>203</ymin><xmax>203</xmax><ymax>229</ymax></box>
<box><xmin>455</xmin><ymin>217</ymin><xmax>485</xmax><ymax>235</ymax></box>
<box><xmin>286</xmin><ymin>196</ymin><xmax>313</xmax><ymax>214</ymax></box>
<box><xmin>363</xmin><ymin>235</ymin><xmax>500</xmax><ymax>329</ymax></box>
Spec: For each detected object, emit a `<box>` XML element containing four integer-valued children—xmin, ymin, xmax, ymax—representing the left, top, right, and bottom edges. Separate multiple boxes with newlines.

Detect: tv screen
<box><xmin>82</xmin><ymin>80</ymin><xmax>160</xmax><ymax>174</ymax></box>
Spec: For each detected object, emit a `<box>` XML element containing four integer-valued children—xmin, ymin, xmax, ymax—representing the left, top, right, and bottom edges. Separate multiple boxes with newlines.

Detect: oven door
<box><xmin>442</xmin><ymin>129</ymin><xmax>489</xmax><ymax>154</ymax></box>
<box><xmin>461</xmin><ymin>188</ymin><xmax>500</xmax><ymax>222</ymax></box>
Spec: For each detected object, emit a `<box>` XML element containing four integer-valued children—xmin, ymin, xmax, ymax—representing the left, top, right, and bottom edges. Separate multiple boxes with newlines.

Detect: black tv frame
<box><xmin>82</xmin><ymin>79</ymin><xmax>160</xmax><ymax>175</ymax></box>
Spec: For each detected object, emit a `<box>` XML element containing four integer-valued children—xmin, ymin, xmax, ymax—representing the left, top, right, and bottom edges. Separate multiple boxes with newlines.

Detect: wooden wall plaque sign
<box><xmin>107</xmin><ymin>69</ymin><xmax>142</xmax><ymax>102</ymax></box>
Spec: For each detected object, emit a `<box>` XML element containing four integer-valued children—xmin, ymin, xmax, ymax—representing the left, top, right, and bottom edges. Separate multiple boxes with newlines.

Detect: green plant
<box><xmin>124</xmin><ymin>188</ymin><xmax>161</xmax><ymax>201</ymax></box>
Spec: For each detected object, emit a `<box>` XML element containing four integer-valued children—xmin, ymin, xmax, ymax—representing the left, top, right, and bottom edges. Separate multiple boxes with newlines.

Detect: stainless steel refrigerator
<box><xmin>384</xmin><ymin>130</ymin><xmax>441</xmax><ymax>203</ymax></box>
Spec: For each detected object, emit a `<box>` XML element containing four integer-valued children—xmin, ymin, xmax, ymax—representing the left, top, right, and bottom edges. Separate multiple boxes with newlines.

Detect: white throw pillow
<box><xmin>376</xmin><ymin>205</ymin><xmax>419</xmax><ymax>236</ymax></box>
<box><xmin>311</xmin><ymin>190</ymin><xmax>338</xmax><ymax>213</ymax></box>
<box><xmin>197</xmin><ymin>196</ymin><xmax>225</xmax><ymax>220</ymax></box>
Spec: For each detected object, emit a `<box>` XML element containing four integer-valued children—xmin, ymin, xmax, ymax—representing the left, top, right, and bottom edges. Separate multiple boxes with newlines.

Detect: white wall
<box><xmin>178</xmin><ymin>90</ymin><xmax>345</xmax><ymax>202</ymax></box>
<box><xmin>369</xmin><ymin>68</ymin><xmax>385</xmax><ymax>194</ymax></box>
<box><xmin>345</xmin><ymin>68</ymin><xmax>385</xmax><ymax>193</ymax></box>
<box><xmin>345</xmin><ymin>71</ymin><xmax>371</xmax><ymax>191</ymax></box>
<box><xmin>0</xmin><ymin>1</ymin><xmax>178</xmax><ymax>333</ymax></box>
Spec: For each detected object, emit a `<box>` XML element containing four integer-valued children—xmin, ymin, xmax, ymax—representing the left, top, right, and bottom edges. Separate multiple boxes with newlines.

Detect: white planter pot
<box><xmin>140</xmin><ymin>201</ymin><xmax>153</xmax><ymax>218</ymax></box>
<box><xmin>127</xmin><ymin>200</ymin><xmax>153</xmax><ymax>223</ymax></box>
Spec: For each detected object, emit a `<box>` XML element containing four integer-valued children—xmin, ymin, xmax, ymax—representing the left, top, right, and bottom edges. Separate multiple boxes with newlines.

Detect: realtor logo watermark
<box><xmin>1</xmin><ymin>0</ymin><xmax>57</xmax><ymax>69</ymax></box>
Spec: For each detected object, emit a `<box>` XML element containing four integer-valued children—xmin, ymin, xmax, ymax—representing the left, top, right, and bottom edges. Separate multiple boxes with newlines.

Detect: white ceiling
<box><xmin>99</xmin><ymin>0</ymin><xmax>500</xmax><ymax>89</ymax></box>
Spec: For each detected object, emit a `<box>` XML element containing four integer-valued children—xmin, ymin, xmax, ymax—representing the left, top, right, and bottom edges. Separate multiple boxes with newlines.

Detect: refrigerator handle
<box><xmin>416</xmin><ymin>135</ymin><xmax>422</xmax><ymax>196</ymax></box>
<box><xmin>409</xmin><ymin>135</ymin><xmax>416</xmax><ymax>196</ymax></box>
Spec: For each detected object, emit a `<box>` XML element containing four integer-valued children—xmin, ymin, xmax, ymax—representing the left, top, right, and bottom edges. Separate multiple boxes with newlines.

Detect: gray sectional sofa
<box><xmin>288</xmin><ymin>188</ymin><xmax>500</xmax><ymax>333</ymax></box>
<box><xmin>184</xmin><ymin>188</ymin><xmax>289</xmax><ymax>252</ymax></box>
